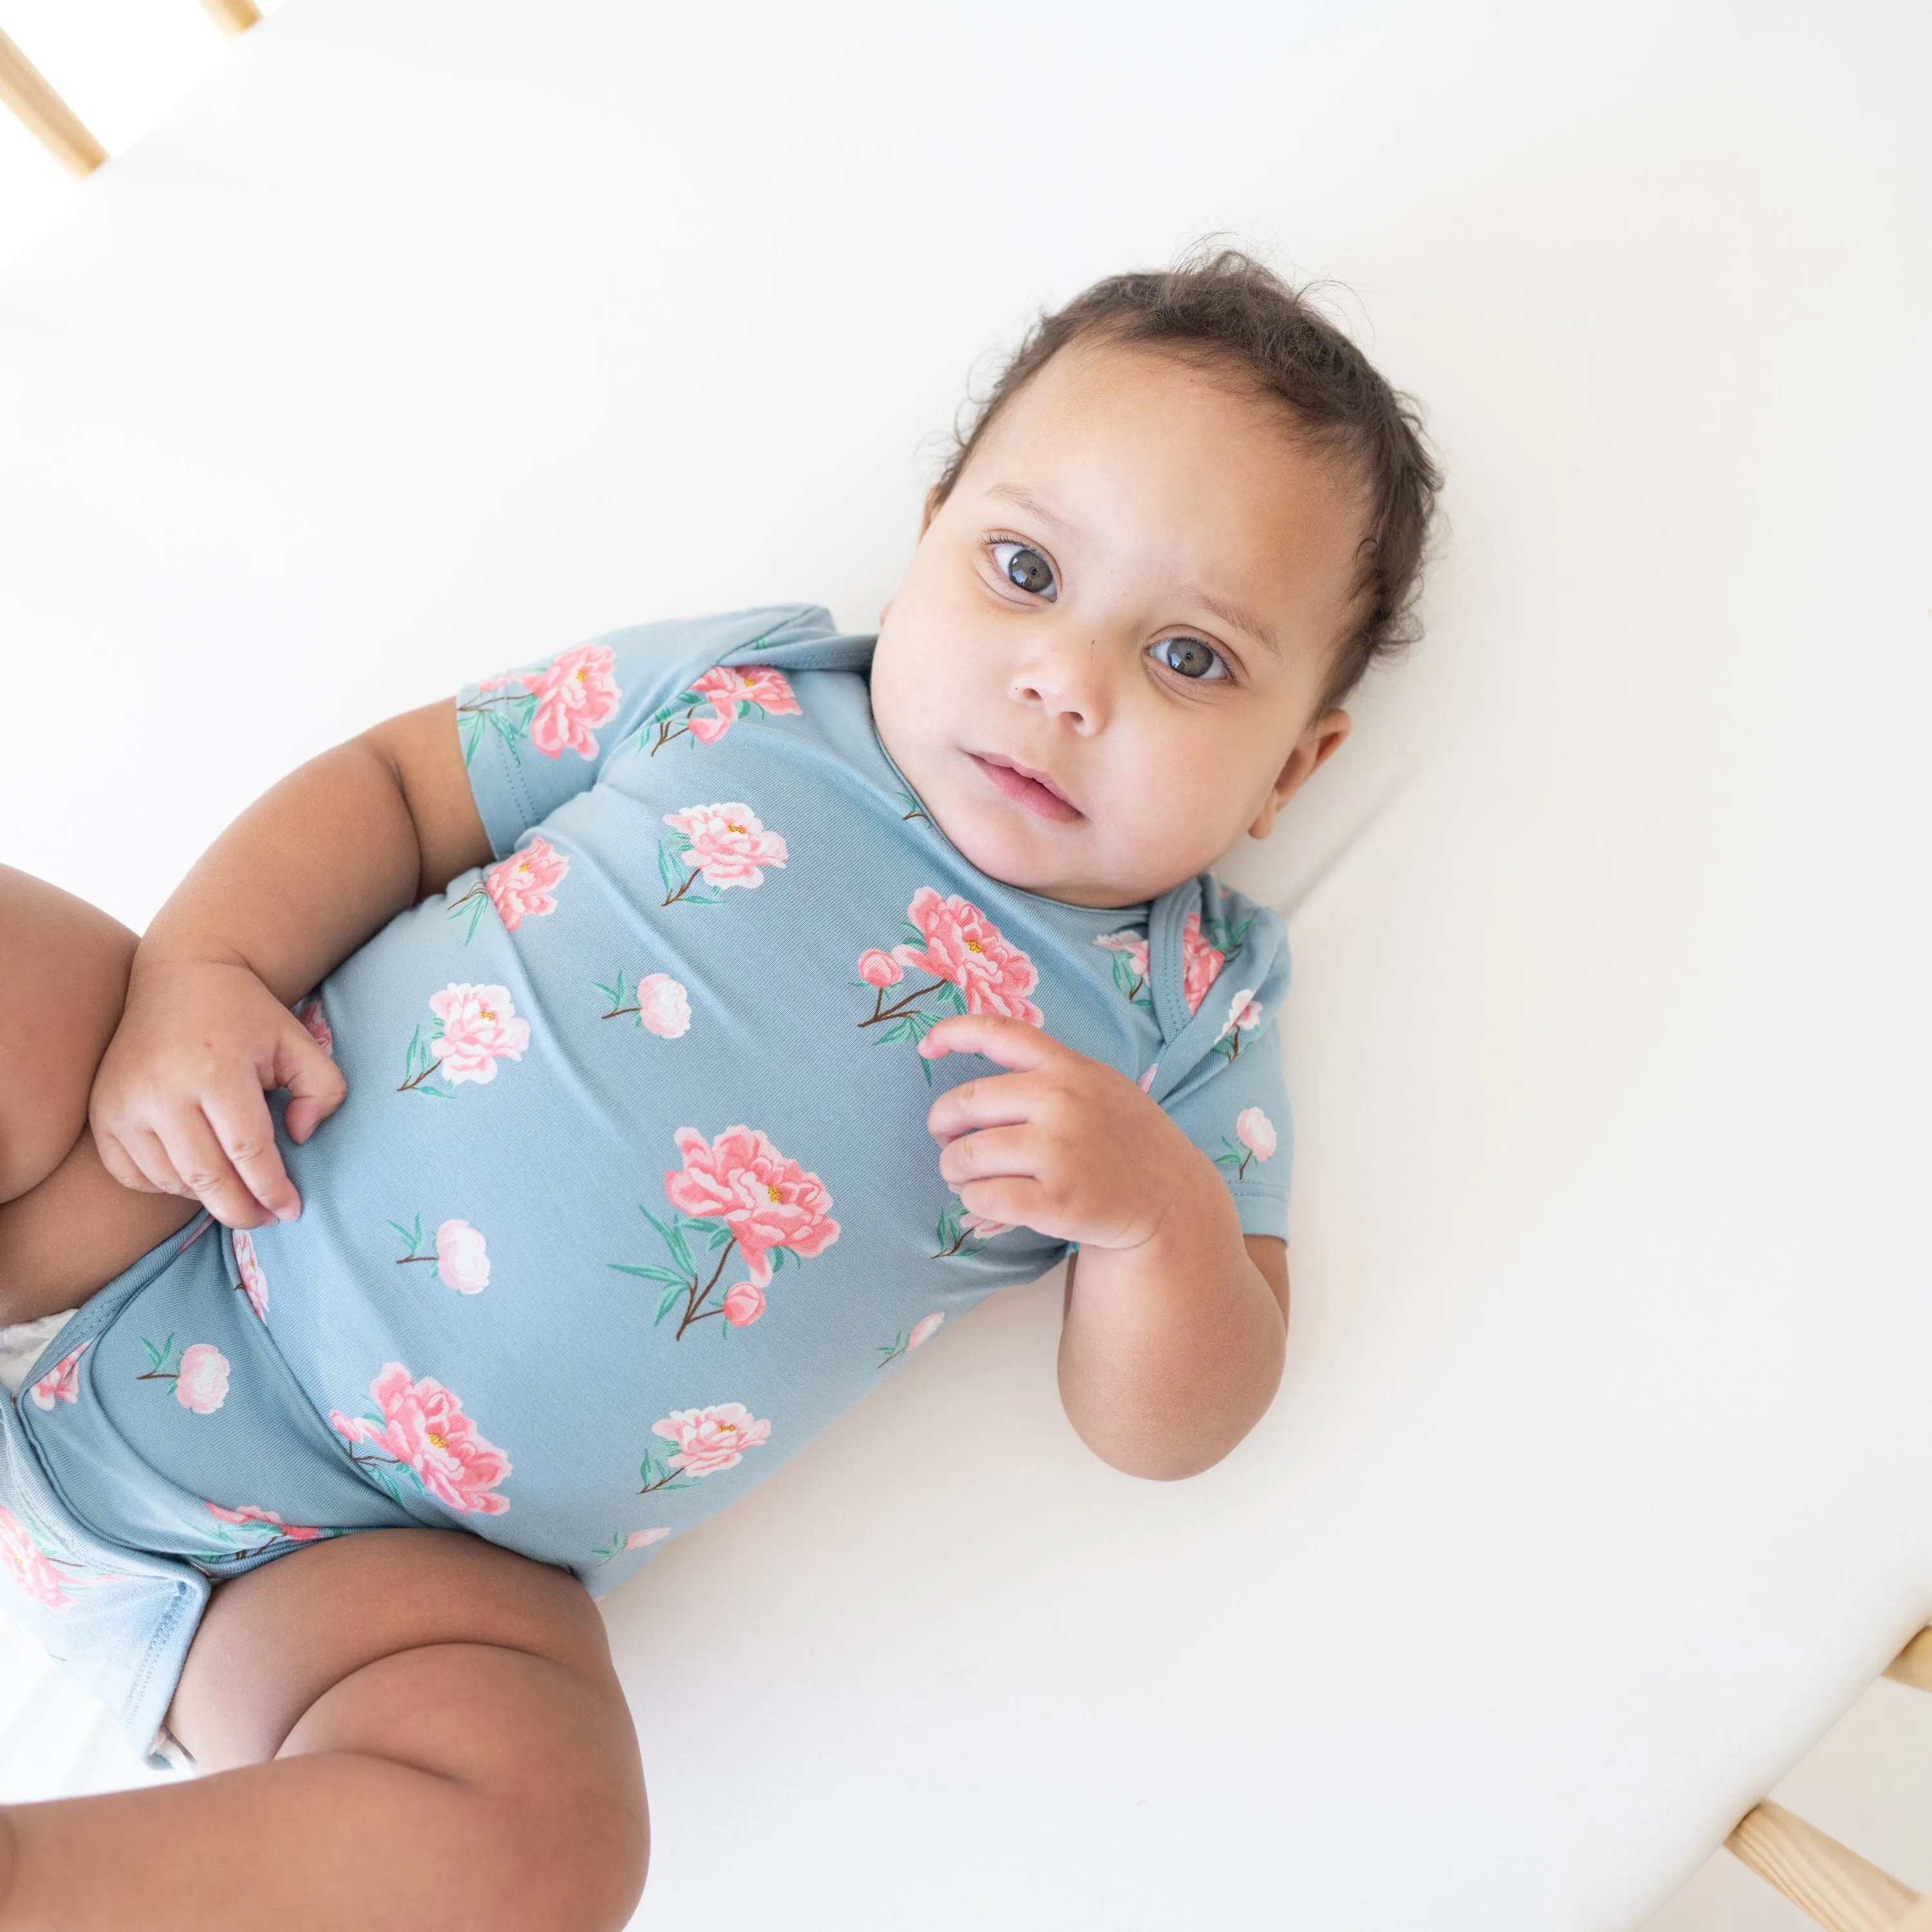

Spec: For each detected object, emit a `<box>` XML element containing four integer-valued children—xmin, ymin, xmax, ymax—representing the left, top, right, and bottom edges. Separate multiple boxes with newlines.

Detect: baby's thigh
<box><xmin>0</xmin><ymin>1124</ymin><xmax>199</xmax><ymax>1323</ymax></box>
<box><xmin>169</xmin><ymin>1527</ymin><xmax>649</xmax><ymax>1916</ymax></box>
<box><xmin>0</xmin><ymin>863</ymin><xmax>138</xmax><ymax>1203</ymax></box>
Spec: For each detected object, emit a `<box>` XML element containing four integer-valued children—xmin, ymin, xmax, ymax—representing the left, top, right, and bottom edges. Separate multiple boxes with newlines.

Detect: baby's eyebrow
<box><xmin>1180</xmin><ymin>584</ymin><xmax>1281</xmax><ymax>660</ymax></box>
<box><xmin>985</xmin><ymin>481</ymin><xmax>1075</xmax><ymax>535</ymax></box>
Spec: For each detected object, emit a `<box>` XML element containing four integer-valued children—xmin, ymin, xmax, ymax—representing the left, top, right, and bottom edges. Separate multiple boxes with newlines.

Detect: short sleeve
<box><xmin>1142</xmin><ymin>880</ymin><xmax>1294</xmax><ymax>1245</ymax></box>
<box><xmin>455</xmin><ymin>603</ymin><xmax>834</xmax><ymax>860</ymax></box>
<box><xmin>1160</xmin><ymin>1010</ymin><xmax>1293</xmax><ymax>1243</ymax></box>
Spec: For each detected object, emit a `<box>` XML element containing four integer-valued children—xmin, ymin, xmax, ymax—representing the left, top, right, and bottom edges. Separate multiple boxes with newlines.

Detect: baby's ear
<box><xmin>1247</xmin><ymin>710</ymin><xmax>1352</xmax><ymax>838</ymax></box>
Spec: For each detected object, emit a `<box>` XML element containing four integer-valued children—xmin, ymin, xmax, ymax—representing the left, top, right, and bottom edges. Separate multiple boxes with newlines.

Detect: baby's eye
<box><xmin>990</xmin><ymin>540</ymin><xmax>1056</xmax><ymax>599</ymax></box>
<box><xmin>1149</xmin><ymin>636</ymin><xmax>1229</xmax><ymax>682</ymax></box>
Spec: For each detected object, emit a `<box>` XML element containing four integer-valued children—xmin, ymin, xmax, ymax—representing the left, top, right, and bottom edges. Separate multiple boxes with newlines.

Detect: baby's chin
<box><xmin>924</xmin><ymin>787</ymin><xmax>1160</xmax><ymax>910</ymax></box>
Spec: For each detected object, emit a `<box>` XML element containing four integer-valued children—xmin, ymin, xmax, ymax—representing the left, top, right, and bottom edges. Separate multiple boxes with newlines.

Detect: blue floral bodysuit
<box><xmin>0</xmin><ymin>604</ymin><xmax>1293</xmax><ymax>1768</ymax></box>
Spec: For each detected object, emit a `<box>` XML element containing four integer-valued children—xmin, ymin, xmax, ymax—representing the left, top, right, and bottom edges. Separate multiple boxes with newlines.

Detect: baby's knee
<box><xmin>290</xmin><ymin>1643</ymin><xmax>650</xmax><ymax>1930</ymax></box>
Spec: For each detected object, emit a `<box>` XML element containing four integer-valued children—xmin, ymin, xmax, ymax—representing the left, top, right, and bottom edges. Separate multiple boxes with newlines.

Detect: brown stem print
<box><xmin>661</xmin><ymin>866</ymin><xmax>703</xmax><ymax>908</ymax></box>
<box><xmin>674</xmin><ymin>1235</ymin><xmax>740</xmax><ymax>1340</ymax></box>
<box><xmin>650</xmin><ymin>706</ymin><xmax>698</xmax><ymax>756</ymax></box>
<box><xmin>857</xmin><ymin>978</ymin><xmax>949</xmax><ymax>1028</ymax></box>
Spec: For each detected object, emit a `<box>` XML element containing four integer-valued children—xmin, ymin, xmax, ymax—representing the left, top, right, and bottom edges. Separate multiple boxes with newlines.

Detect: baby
<box><xmin>0</xmin><ymin>243</ymin><xmax>1437</xmax><ymax>1928</ymax></box>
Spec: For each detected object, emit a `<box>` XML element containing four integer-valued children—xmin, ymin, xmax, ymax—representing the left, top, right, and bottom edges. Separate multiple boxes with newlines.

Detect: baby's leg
<box><xmin>0</xmin><ymin>1528</ymin><xmax>650</xmax><ymax>1930</ymax></box>
<box><xmin>0</xmin><ymin>864</ymin><xmax>200</xmax><ymax>1323</ymax></box>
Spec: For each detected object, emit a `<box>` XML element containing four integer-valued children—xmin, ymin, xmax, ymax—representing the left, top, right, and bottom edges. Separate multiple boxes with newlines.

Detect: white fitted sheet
<box><xmin>0</xmin><ymin>1</ymin><xmax>1927</xmax><ymax>1922</ymax></box>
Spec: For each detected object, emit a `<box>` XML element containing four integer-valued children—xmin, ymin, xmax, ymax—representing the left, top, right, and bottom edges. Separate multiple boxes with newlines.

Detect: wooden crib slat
<box><xmin>198</xmin><ymin>0</ymin><xmax>263</xmax><ymax>39</ymax></box>
<box><xmin>1883</xmin><ymin>1627</ymin><xmax>1932</xmax><ymax>1692</ymax></box>
<box><xmin>0</xmin><ymin>28</ymin><xmax>107</xmax><ymax>178</ymax></box>
<box><xmin>1726</xmin><ymin>1801</ymin><xmax>1922</xmax><ymax>1932</ymax></box>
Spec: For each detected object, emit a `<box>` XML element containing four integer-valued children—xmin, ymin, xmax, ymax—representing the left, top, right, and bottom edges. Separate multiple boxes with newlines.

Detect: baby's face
<box><xmin>870</xmin><ymin>337</ymin><xmax>1365</xmax><ymax>909</ymax></box>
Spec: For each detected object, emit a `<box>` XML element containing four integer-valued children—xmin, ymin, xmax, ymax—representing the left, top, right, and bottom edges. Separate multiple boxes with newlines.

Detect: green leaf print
<box><xmin>448</xmin><ymin>886</ymin><xmax>493</xmax><ymax>945</ymax></box>
<box><xmin>636</xmin><ymin>1448</ymin><xmax>696</xmax><ymax>1495</ymax></box>
<box><xmin>457</xmin><ymin>689</ymin><xmax>539</xmax><ymax>767</ymax></box>
<box><xmin>610</xmin><ymin>1264</ymin><xmax>690</xmax><ymax>1289</ymax></box>
<box><xmin>933</xmin><ymin>1197</ymin><xmax>999</xmax><ymax>1259</ymax></box>
<box><xmin>1212</xmin><ymin>1136</ymin><xmax>1255</xmax><ymax>1179</ymax></box>
<box><xmin>657</xmin><ymin>835</ymin><xmax>726</xmax><ymax>908</ymax></box>
<box><xmin>397</xmin><ymin>1023</ymin><xmax>457</xmax><ymax>1099</ymax></box>
<box><xmin>1202</xmin><ymin>909</ymin><xmax>1254</xmax><ymax>964</ymax></box>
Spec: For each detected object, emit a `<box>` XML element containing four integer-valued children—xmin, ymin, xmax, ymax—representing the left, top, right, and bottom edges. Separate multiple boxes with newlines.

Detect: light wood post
<box><xmin>1726</xmin><ymin>1802</ymin><xmax>1921</xmax><ymax>1931</ymax></box>
<box><xmin>0</xmin><ymin>28</ymin><xmax>107</xmax><ymax>178</ymax></box>
<box><xmin>1723</xmin><ymin>1625</ymin><xmax>1932</xmax><ymax>1932</ymax></box>
<box><xmin>1884</xmin><ymin>1628</ymin><xmax>1932</xmax><ymax>1693</ymax></box>
<box><xmin>198</xmin><ymin>0</ymin><xmax>263</xmax><ymax>38</ymax></box>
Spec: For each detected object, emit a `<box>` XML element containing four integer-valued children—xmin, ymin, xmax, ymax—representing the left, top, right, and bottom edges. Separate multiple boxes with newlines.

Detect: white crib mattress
<box><xmin>1</xmin><ymin>2</ymin><xmax>1927</xmax><ymax>1924</ymax></box>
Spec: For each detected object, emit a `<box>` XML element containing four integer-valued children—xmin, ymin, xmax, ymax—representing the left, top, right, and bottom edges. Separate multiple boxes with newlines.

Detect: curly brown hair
<box><xmin>926</xmin><ymin>238</ymin><xmax>1443</xmax><ymax>713</ymax></box>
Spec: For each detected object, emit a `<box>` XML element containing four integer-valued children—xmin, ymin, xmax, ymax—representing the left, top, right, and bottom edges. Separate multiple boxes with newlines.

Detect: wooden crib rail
<box><xmin>0</xmin><ymin>2</ymin><xmax>258</xmax><ymax>179</ymax></box>
<box><xmin>200</xmin><ymin>0</ymin><xmax>263</xmax><ymax>41</ymax></box>
<box><xmin>0</xmin><ymin>28</ymin><xmax>106</xmax><ymax>178</ymax></box>
<box><xmin>1724</xmin><ymin>1625</ymin><xmax>1932</xmax><ymax>1932</ymax></box>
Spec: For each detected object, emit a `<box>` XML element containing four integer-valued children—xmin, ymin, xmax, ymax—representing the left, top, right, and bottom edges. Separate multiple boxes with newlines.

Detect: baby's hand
<box><xmin>920</xmin><ymin>1014</ymin><xmax>1205</xmax><ymax>1252</ymax></box>
<box><xmin>89</xmin><ymin>959</ymin><xmax>347</xmax><ymax>1230</ymax></box>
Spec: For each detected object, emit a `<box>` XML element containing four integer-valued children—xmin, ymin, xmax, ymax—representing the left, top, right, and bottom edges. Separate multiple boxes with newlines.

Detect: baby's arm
<box><xmin>920</xmin><ymin>1014</ymin><xmax>1289</xmax><ymax>1481</ymax></box>
<box><xmin>90</xmin><ymin>700</ymin><xmax>491</xmax><ymax>1231</ymax></box>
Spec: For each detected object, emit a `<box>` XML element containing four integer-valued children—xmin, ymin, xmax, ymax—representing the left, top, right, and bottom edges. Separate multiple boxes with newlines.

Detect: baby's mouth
<box><xmin>967</xmin><ymin>752</ymin><xmax>1083</xmax><ymax>824</ymax></box>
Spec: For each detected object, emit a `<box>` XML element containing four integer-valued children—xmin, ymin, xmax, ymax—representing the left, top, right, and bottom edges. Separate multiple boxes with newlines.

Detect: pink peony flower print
<box><xmin>1235</xmin><ymin>1108</ymin><xmax>1278</xmax><ymax>1161</ymax></box>
<box><xmin>0</xmin><ymin>1504</ymin><xmax>75</xmax><ymax>1612</ymax></box>
<box><xmin>660</xmin><ymin>802</ymin><xmax>787</xmax><ymax>901</ymax></box>
<box><xmin>625</xmin><ymin>1526</ymin><xmax>670</xmax><ymax>1550</ymax></box>
<box><xmin>232</xmin><ymin>1227</ymin><xmax>269</xmax><ymax>1321</ymax></box>
<box><xmin>664</xmin><ymin>1124</ymin><xmax>840</xmax><ymax>1291</ymax></box>
<box><xmin>1215</xmin><ymin>987</ymin><xmax>1261</xmax><ymax>1041</ymax></box>
<box><xmin>426</xmin><ymin>983</ymin><xmax>531</xmax><ymax>1084</ymax></box>
<box><xmin>896</xmin><ymin>887</ymin><xmax>1043</xmax><ymax>1025</ymax></box>
<box><xmin>520</xmin><ymin>643</ymin><xmax>621</xmax><ymax>760</ymax></box>
<box><xmin>685</xmin><ymin>663</ymin><xmax>802</xmax><ymax>744</ymax></box>
<box><xmin>205</xmin><ymin>1502</ymin><xmax>325</xmax><ymax>1543</ymax></box>
<box><xmin>175</xmin><ymin>1344</ymin><xmax>230</xmax><ymax>1414</ymax></box>
<box><xmin>722</xmin><ymin>1280</ymin><xmax>765</xmax><ymax>1326</ymax></box>
<box><xmin>961</xmin><ymin>1211</ymin><xmax>1012</xmax><ymax>1239</ymax></box>
<box><xmin>1179</xmin><ymin>911</ymin><xmax>1226</xmax><ymax>1015</ymax></box>
<box><xmin>433</xmin><ymin>1219</ymin><xmax>491</xmax><ymax>1293</ymax></box>
<box><xmin>877</xmin><ymin>1309</ymin><xmax>948</xmax><ymax>1368</ymax></box>
<box><xmin>1211</xmin><ymin>987</ymin><xmax>1263</xmax><ymax>1063</ymax></box>
<box><xmin>27</xmin><ymin>1340</ymin><xmax>90</xmax><ymax>1412</ymax></box>
<box><xmin>650</xmin><ymin>1402</ymin><xmax>772</xmax><ymax>1477</ymax></box>
<box><xmin>485</xmin><ymin>836</ymin><xmax>569</xmax><ymax>930</ymax></box>
<box><xmin>636</xmin><ymin>972</ymin><xmax>692</xmax><ymax>1039</ymax></box>
<box><xmin>1137</xmin><ymin>1063</ymin><xmax>1159</xmax><ymax>1094</ymax></box>
<box><xmin>330</xmin><ymin>1363</ymin><xmax>511</xmax><ymax>1516</ymax></box>
<box><xmin>300</xmin><ymin>999</ymin><xmax>334</xmax><ymax>1057</ymax></box>
<box><xmin>856</xmin><ymin>948</ymin><xmax>903</xmax><ymax>988</ymax></box>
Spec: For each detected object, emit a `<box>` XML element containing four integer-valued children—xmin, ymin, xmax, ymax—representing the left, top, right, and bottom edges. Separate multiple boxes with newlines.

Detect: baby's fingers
<box><xmin>275</xmin><ymin>1023</ymin><xmax>347</xmax><ymax>1146</ymax></box>
<box><xmin>93</xmin><ymin>1122</ymin><xmax>181</xmax><ymax>1198</ymax></box>
<box><xmin>200</xmin><ymin>1077</ymin><xmax>303</xmax><ymax>1223</ymax></box>
<box><xmin>158</xmin><ymin>1095</ymin><xmax>282</xmax><ymax>1230</ymax></box>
